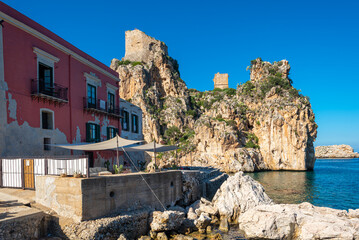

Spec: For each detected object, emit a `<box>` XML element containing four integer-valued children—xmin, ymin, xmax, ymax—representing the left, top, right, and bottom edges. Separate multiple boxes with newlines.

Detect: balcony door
<box><xmin>39</xmin><ymin>63</ymin><xmax>53</xmax><ymax>95</ymax></box>
<box><xmin>87</xmin><ymin>84</ymin><xmax>96</xmax><ymax>108</ymax></box>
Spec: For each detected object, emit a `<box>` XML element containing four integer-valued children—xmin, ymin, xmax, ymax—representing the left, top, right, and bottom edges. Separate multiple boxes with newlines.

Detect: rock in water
<box><xmin>315</xmin><ymin>144</ymin><xmax>359</xmax><ymax>158</ymax></box>
<box><xmin>194</xmin><ymin>213</ymin><xmax>211</xmax><ymax>231</ymax></box>
<box><xmin>150</xmin><ymin>211</ymin><xmax>186</xmax><ymax>232</ymax></box>
<box><xmin>238</xmin><ymin>202</ymin><xmax>359</xmax><ymax>239</ymax></box>
<box><xmin>212</xmin><ymin>172</ymin><xmax>272</xmax><ymax>222</ymax></box>
<box><xmin>111</xmin><ymin>30</ymin><xmax>317</xmax><ymax>172</ymax></box>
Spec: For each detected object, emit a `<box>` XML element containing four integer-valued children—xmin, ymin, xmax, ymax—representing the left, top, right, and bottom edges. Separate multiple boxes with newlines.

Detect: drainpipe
<box><xmin>68</xmin><ymin>55</ymin><xmax>73</xmax><ymax>155</ymax></box>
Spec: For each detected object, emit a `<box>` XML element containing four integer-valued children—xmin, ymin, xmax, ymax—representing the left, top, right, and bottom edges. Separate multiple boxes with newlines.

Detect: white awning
<box><xmin>121</xmin><ymin>142</ymin><xmax>177</xmax><ymax>152</ymax></box>
<box><xmin>52</xmin><ymin>135</ymin><xmax>143</xmax><ymax>151</ymax></box>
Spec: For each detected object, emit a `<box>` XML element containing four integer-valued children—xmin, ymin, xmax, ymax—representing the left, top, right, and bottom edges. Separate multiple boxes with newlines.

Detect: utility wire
<box><xmin>120</xmin><ymin>146</ymin><xmax>167</xmax><ymax>211</ymax></box>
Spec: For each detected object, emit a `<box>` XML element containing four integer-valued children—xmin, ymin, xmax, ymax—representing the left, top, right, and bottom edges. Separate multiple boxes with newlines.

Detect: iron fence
<box><xmin>0</xmin><ymin>156</ymin><xmax>88</xmax><ymax>190</ymax></box>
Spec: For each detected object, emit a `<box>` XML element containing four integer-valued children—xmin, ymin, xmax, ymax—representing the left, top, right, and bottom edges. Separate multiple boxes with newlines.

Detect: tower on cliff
<box><xmin>213</xmin><ymin>73</ymin><xmax>229</xmax><ymax>89</ymax></box>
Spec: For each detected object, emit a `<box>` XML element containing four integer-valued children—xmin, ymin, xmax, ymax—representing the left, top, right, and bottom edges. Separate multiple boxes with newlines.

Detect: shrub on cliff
<box><xmin>245</xmin><ymin>133</ymin><xmax>260</xmax><ymax>149</ymax></box>
<box><xmin>241</xmin><ymin>81</ymin><xmax>255</xmax><ymax>96</ymax></box>
<box><xmin>224</xmin><ymin>88</ymin><xmax>236</xmax><ymax>96</ymax></box>
<box><xmin>185</xmin><ymin>110</ymin><xmax>197</xmax><ymax>118</ymax></box>
<box><xmin>259</xmin><ymin>75</ymin><xmax>292</xmax><ymax>98</ymax></box>
<box><xmin>164</xmin><ymin>126</ymin><xmax>181</xmax><ymax>144</ymax></box>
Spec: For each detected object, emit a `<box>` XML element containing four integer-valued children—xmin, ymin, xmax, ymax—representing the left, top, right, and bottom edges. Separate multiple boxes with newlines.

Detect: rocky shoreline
<box><xmin>58</xmin><ymin>171</ymin><xmax>359</xmax><ymax>239</ymax></box>
<box><xmin>315</xmin><ymin>144</ymin><xmax>359</xmax><ymax>159</ymax></box>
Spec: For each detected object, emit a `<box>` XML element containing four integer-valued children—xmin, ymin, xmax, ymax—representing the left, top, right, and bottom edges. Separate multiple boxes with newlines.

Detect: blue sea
<box><xmin>246</xmin><ymin>158</ymin><xmax>359</xmax><ymax>210</ymax></box>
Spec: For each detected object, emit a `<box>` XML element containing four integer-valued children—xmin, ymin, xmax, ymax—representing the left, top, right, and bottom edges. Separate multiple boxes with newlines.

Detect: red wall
<box><xmin>1</xmin><ymin>2</ymin><xmax>122</xmax><ymax>164</ymax></box>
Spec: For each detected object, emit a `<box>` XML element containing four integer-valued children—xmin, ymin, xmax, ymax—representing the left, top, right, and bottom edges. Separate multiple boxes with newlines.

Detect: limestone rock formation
<box><xmin>150</xmin><ymin>210</ymin><xmax>186</xmax><ymax>232</ymax></box>
<box><xmin>315</xmin><ymin>144</ymin><xmax>359</xmax><ymax>158</ymax></box>
<box><xmin>212</xmin><ymin>172</ymin><xmax>272</xmax><ymax>223</ymax></box>
<box><xmin>111</xmin><ymin>30</ymin><xmax>317</xmax><ymax>172</ymax></box>
<box><xmin>238</xmin><ymin>202</ymin><xmax>359</xmax><ymax>240</ymax></box>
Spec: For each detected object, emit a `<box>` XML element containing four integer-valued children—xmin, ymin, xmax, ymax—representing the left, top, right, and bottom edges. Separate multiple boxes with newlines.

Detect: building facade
<box><xmin>119</xmin><ymin>98</ymin><xmax>144</xmax><ymax>168</ymax></box>
<box><xmin>0</xmin><ymin>2</ymin><xmax>126</xmax><ymax>167</ymax></box>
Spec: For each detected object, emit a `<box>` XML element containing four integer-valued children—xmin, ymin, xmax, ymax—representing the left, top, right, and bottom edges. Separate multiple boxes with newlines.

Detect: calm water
<box><xmin>246</xmin><ymin>158</ymin><xmax>359</xmax><ymax>210</ymax></box>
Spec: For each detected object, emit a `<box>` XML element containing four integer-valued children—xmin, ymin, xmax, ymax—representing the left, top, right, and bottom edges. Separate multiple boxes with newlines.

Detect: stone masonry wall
<box><xmin>213</xmin><ymin>72</ymin><xmax>229</xmax><ymax>89</ymax></box>
<box><xmin>0</xmin><ymin>211</ymin><xmax>45</xmax><ymax>239</ymax></box>
<box><xmin>36</xmin><ymin>171</ymin><xmax>182</xmax><ymax>222</ymax></box>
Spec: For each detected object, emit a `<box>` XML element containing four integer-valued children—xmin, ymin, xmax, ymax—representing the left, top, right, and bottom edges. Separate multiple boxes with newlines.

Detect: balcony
<box><xmin>83</xmin><ymin>97</ymin><xmax>121</xmax><ymax>118</ymax></box>
<box><xmin>31</xmin><ymin>79</ymin><xmax>68</xmax><ymax>103</ymax></box>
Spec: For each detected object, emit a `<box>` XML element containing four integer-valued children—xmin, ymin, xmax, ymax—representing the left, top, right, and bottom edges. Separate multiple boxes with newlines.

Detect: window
<box><xmin>33</xmin><ymin>47</ymin><xmax>59</xmax><ymax>97</ymax></box>
<box><xmin>108</xmin><ymin>92</ymin><xmax>115</xmax><ymax>113</ymax></box>
<box><xmin>44</xmin><ymin>138</ymin><xmax>51</xmax><ymax>151</ymax></box>
<box><xmin>86</xmin><ymin>123</ymin><xmax>100</xmax><ymax>142</ymax></box>
<box><xmin>132</xmin><ymin>114</ymin><xmax>139</xmax><ymax>133</ymax></box>
<box><xmin>41</xmin><ymin>110</ymin><xmax>54</xmax><ymax>129</ymax></box>
<box><xmin>107</xmin><ymin>127</ymin><xmax>119</xmax><ymax>139</ymax></box>
<box><xmin>121</xmin><ymin>110</ymin><xmax>129</xmax><ymax>131</ymax></box>
<box><xmin>87</xmin><ymin>84</ymin><xmax>96</xmax><ymax>108</ymax></box>
<box><xmin>39</xmin><ymin>63</ymin><xmax>53</xmax><ymax>95</ymax></box>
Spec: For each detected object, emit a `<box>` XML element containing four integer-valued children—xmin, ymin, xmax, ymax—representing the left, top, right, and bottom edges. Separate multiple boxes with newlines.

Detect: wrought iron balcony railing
<box><xmin>31</xmin><ymin>79</ymin><xmax>68</xmax><ymax>102</ymax></box>
<box><xmin>83</xmin><ymin>97</ymin><xmax>121</xmax><ymax>117</ymax></box>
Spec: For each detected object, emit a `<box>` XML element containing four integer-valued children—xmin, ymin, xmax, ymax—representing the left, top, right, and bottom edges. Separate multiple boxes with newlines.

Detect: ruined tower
<box><xmin>213</xmin><ymin>73</ymin><xmax>229</xmax><ymax>89</ymax></box>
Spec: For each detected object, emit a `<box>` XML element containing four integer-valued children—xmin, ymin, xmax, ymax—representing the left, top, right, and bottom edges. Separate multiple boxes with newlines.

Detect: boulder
<box><xmin>186</xmin><ymin>207</ymin><xmax>197</xmax><ymax>220</ymax></box>
<box><xmin>238</xmin><ymin>202</ymin><xmax>359</xmax><ymax>239</ymax></box>
<box><xmin>212</xmin><ymin>172</ymin><xmax>272</xmax><ymax>222</ymax></box>
<box><xmin>156</xmin><ymin>232</ymin><xmax>168</xmax><ymax>240</ymax></box>
<box><xmin>194</xmin><ymin>213</ymin><xmax>211</xmax><ymax>231</ymax></box>
<box><xmin>189</xmin><ymin>198</ymin><xmax>218</xmax><ymax>217</ymax></box>
<box><xmin>150</xmin><ymin>211</ymin><xmax>185</xmax><ymax>232</ymax></box>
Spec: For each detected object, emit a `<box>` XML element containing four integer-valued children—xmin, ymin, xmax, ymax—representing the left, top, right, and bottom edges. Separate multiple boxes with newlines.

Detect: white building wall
<box><xmin>119</xmin><ymin>98</ymin><xmax>144</xmax><ymax>170</ymax></box>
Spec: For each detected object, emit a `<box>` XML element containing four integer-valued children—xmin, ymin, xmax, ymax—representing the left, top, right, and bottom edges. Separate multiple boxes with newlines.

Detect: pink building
<box><xmin>0</xmin><ymin>2</ymin><xmax>126</xmax><ymax>167</ymax></box>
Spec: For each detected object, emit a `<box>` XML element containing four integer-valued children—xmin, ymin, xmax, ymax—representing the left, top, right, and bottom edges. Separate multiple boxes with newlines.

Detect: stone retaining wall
<box><xmin>36</xmin><ymin>171</ymin><xmax>182</xmax><ymax>222</ymax></box>
<box><xmin>0</xmin><ymin>210</ymin><xmax>45</xmax><ymax>239</ymax></box>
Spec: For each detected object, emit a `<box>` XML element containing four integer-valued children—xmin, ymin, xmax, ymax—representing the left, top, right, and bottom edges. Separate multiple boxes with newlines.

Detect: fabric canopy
<box><xmin>121</xmin><ymin>142</ymin><xmax>177</xmax><ymax>152</ymax></box>
<box><xmin>53</xmin><ymin>135</ymin><xmax>143</xmax><ymax>151</ymax></box>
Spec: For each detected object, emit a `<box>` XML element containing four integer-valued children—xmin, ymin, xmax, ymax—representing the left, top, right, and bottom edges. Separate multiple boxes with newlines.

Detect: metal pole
<box><xmin>175</xmin><ymin>144</ymin><xmax>178</xmax><ymax>164</ymax></box>
<box><xmin>116</xmin><ymin>135</ymin><xmax>119</xmax><ymax>166</ymax></box>
<box><xmin>154</xmin><ymin>141</ymin><xmax>156</xmax><ymax>168</ymax></box>
<box><xmin>0</xmin><ymin>158</ymin><xmax>2</xmax><ymax>187</ymax></box>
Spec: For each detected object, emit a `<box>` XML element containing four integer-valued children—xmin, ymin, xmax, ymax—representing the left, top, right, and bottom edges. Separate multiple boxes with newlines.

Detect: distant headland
<box><xmin>315</xmin><ymin>144</ymin><xmax>359</xmax><ymax>159</ymax></box>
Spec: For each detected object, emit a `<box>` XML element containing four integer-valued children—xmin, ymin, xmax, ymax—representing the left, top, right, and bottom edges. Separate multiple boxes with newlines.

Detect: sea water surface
<box><xmin>246</xmin><ymin>158</ymin><xmax>359</xmax><ymax>210</ymax></box>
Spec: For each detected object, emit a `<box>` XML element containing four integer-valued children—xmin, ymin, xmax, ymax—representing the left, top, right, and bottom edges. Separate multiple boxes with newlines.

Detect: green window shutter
<box><xmin>107</xmin><ymin>127</ymin><xmax>110</xmax><ymax>140</ymax></box>
<box><xmin>86</xmin><ymin>123</ymin><xmax>90</xmax><ymax>142</ymax></box>
<box><xmin>95</xmin><ymin>124</ymin><xmax>100</xmax><ymax>142</ymax></box>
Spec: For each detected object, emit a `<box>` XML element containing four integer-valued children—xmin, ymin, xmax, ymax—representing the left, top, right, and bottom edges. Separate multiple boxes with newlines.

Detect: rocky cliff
<box><xmin>111</xmin><ymin>29</ymin><xmax>318</xmax><ymax>172</ymax></box>
<box><xmin>315</xmin><ymin>145</ymin><xmax>359</xmax><ymax>158</ymax></box>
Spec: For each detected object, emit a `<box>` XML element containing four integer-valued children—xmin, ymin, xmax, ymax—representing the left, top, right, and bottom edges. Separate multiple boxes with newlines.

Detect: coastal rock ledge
<box><xmin>315</xmin><ymin>144</ymin><xmax>359</xmax><ymax>158</ymax></box>
<box><xmin>238</xmin><ymin>203</ymin><xmax>359</xmax><ymax>240</ymax></box>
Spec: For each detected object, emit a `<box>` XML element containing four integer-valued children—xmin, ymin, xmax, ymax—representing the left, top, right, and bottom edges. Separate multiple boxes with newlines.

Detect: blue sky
<box><xmin>3</xmin><ymin>0</ymin><xmax>359</xmax><ymax>150</ymax></box>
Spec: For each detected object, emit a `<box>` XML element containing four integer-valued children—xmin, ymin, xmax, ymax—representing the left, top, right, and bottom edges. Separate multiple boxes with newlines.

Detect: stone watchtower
<box><xmin>213</xmin><ymin>73</ymin><xmax>229</xmax><ymax>89</ymax></box>
<box><xmin>213</xmin><ymin>73</ymin><xmax>228</xmax><ymax>89</ymax></box>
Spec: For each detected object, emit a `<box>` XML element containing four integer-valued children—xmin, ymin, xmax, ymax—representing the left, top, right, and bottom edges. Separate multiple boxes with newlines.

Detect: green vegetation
<box><xmin>223</xmin><ymin>88</ymin><xmax>236</xmax><ymax>96</ymax></box>
<box><xmin>226</xmin><ymin>119</ymin><xmax>237</xmax><ymax>127</ymax></box>
<box><xmin>167</xmin><ymin>56</ymin><xmax>180</xmax><ymax>75</ymax></box>
<box><xmin>113</xmin><ymin>164</ymin><xmax>124</xmax><ymax>174</ymax></box>
<box><xmin>116</xmin><ymin>60</ymin><xmax>132</xmax><ymax>66</ymax></box>
<box><xmin>245</xmin><ymin>133</ymin><xmax>260</xmax><ymax>149</ymax></box>
<box><xmin>116</xmin><ymin>60</ymin><xmax>143</xmax><ymax>67</ymax></box>
<box><xmin>242</xmin><ymin>81</ymin><xmax>255</xmax><ymax>96</ymax></box>
<box><xmin>164</xmin><ymin>126</ymin><xmax>181</xmax><ymax>144</ymax></box>
<box><xmin>259</xmin><ymin>75</ymin><xmax>292</xmax><ymax>99</ymax></box>
<box><xmin>131</xmin><ymin>61</ymin><xmax>142</xmax><ymax>67</ymax></box>
<box><xmin>185</xmin><ymin>109</ymin><xmax>197</xmax><ymax>118</ymax></box>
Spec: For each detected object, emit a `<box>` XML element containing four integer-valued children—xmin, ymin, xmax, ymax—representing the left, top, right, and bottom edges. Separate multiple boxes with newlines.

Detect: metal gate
<box><xmin>0</xmin><ymin>156</ymin><xmax>89</xmax><ymax>190</ymax></box>
<box><xmin>24</xmin><ymin>159</ymin><xmax>35</xmax><ymax>189</ymax></box>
